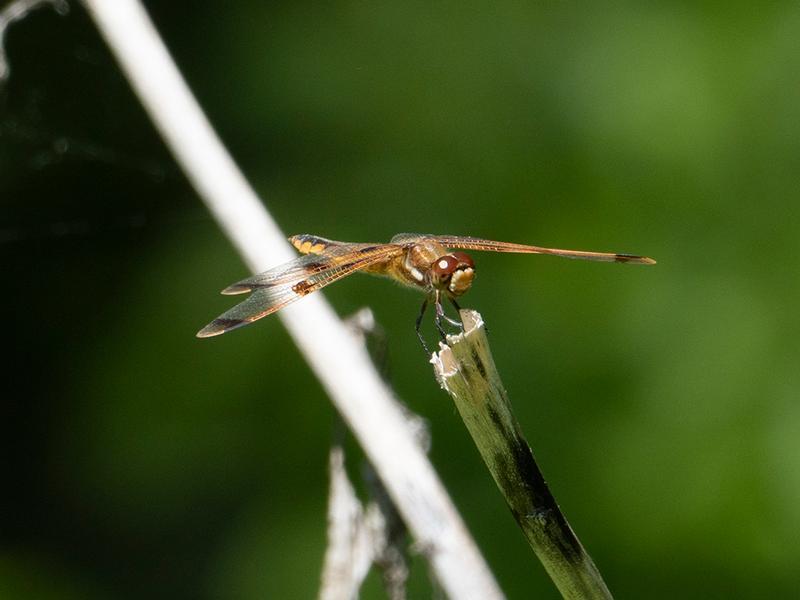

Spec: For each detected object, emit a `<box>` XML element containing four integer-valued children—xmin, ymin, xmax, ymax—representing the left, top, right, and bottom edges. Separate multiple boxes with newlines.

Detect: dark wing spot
<box><xmin>357</xmin><ymin>245</ymin><xmax>379</xmax><ymax>254</ymax></box>
<box><xmin>302</xmin><ymin>260</ymin><xmax>326</xmax><ymax>273</ymax></box>
<box><xmin>222</xmin><ymin>283</ymin><xmax>254</xmax><ymax>294</ymax></box>
<box><xmin>229</xmin><ymin>282</ymin><xmax>270</xmax><ymax>292</ymax></box>
<box><xmin>292</xmin><ymin>280</ymin><xmax>314</xmax><ymax>296</ymax></box>
<box><xmin>216</xmin><ymin>317</ymin><xmax>247</xmax><ymax>329</ymax></box>
<box><xmin>290</xmin><ymin>234</ymin><xmax>331</xmax><ymax>254</ymax></box>
<box><xmin>615</xmin><ymin>253</ymin><xmax>656</xmax><ymax>264</ymax></box>
<box><xmin>196</xmin><ymin>318</ymin><xmax>246</xmax><ymax>338</ymax></box>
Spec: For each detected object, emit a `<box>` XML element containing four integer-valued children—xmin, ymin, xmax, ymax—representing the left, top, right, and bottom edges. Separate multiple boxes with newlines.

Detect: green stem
<box><xmin>432</xmin><ymin>309</ymin><xmax>612</xmax><ymax>600</ymax></box>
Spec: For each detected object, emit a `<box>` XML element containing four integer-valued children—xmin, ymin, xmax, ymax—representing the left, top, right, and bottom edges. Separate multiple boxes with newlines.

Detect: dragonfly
<box><xmin>196</xmin><ymin>233</ymin><xmax>655</xmax><ymax>349</ymax></box>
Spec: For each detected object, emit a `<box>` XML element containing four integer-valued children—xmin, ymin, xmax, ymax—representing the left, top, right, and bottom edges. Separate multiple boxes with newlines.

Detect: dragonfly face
<box><xmin>429</xmin><ymin>251</ymin><xmax>476</xmax><ymax>297</ymax></box>
<box><xmin>196</xmin><ymin>233</ymin><xmax>655</xmax><ymax>344</ymax></box>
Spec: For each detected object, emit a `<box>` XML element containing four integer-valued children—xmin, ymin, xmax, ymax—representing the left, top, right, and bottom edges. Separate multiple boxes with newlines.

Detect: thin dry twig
<box><xmin>320</xmin><ymin>445</ymin><xmax>385</xmax><ymax>600</ymax></box>
<box><xmin>80</xmin><ymin>1</ymin><xmax>503</xmax><ymax>597</ymax></box>
<box><xmin>320</xmin><ymin>310</ymin><xmax>413</xmax><ymax>600</ymax></box>
<box><xmin>320</xmin><ymin>441</ymin><xmax>414</xmax><ymax>600</ymax></box>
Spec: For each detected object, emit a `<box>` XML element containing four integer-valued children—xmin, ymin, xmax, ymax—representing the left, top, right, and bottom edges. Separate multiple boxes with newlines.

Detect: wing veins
<box><xmin>222</xmin><ymin>243</ymin><xmax>398</xmax><ymax>294</ymax></box>
<box><xmin>410</xmin><ymin>234</ymin><xmax>655</xmax><ymax>264</ymax></box>
<box><xmin>197</xmin><ymin>245</ymin><xmax>404</xmax><ymax>337</ymax></box>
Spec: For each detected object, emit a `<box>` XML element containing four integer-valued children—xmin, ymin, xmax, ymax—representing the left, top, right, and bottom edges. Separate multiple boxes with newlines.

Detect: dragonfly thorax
<box><xmin>429</xmin><ymin>251</ymin><xmax>475</xmax><ymax>297</ymax></box>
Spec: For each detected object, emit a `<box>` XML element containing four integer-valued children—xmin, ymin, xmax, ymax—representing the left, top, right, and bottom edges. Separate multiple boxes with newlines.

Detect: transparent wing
<box><xmin>220</xmin><ymin>242</ymin><xmax>385</xmax><ymax>295</ymax></box>
<box><xmin>288</xmin><ymin>233</ymin><xmax>350</xmax><ymax>255</ymax></box>
<box><xmin>398</xmin><ymin>233</ymin><xmax>656</xmax><ymax>264</ymax></box>
<box><xmin>197</xmin><ymin>244</ymin><xmax>404</xmax><ymax>337</ymax></box>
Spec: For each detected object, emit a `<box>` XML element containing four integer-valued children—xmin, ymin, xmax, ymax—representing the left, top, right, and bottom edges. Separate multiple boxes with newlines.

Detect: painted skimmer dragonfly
<box><xmin>197</xmin><ymin>233</ymin><xmax>655</xmax><ymax>348</ymax></box>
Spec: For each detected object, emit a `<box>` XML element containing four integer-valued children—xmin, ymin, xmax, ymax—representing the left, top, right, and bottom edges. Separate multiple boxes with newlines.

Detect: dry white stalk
<box><xmin>320</xmin><ymin>310</ymin><xmax>425</xmax><ymax>600</ymax></box>
<box><xmin>80</xmin><ymin>1</ymin><xmax>503</xmax><ymax>597</ymax></box>
<box><xmin>320</xmin><ymin>446</ymin><xmax>385</xmax><ymax>600</ymax></box>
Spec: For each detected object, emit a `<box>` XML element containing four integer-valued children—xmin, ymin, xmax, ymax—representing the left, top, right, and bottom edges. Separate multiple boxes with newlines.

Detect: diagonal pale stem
<box><xmin>81</xmin><ymin>2</ymin><xmax>504</xmax><ymax>597</ymax></box>
<box><xmin>432</xmin><ymin>310</ymin><xmax>613</xmax><ymax>600</ymax></box>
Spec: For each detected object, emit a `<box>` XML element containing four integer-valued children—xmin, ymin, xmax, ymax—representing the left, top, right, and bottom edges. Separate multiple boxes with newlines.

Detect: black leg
<box><xmin>433</xmin><ymin>291</ymin><xmax>449</xmax><ymax>340</ymax></box>
<box><xmin>437</xmin><ymin>295</ymin><xmax>463</xmax><ymax>329</ymax></box>
<box><xmin>433</xmin><ymin>292</ymin><xmax>462</xmax><ymax>333</ymax></box>
<box><xmin>415</xmin><ymin>297</ymin><xmax>431</xmax><ymax>354</ymax></box>
<box><xmin>446</xmin><ymin>296</ymin><xmax>465</xmax><ymax>329</ymax></box>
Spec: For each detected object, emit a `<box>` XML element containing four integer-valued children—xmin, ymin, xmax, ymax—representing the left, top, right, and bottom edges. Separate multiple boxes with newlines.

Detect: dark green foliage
<box><xmin>2</xmin><ymin>1</ymin><xmax>799</xmax><ymax>598</ymax></box>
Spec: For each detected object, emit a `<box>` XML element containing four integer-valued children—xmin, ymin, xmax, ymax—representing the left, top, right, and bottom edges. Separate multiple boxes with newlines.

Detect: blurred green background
<box><xmin>2</xmin><ymin>1</ymin><xmax>799</xmax><ymax>598</ymax></box>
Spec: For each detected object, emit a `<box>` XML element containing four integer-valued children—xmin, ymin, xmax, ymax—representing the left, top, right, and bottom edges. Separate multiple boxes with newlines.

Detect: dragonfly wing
<box><xmin>390</xmin><ymin>233</ymin><xmax>426</xmax><ymax>245</ymax></box>
<box><xmin>289</xmin><ymin>233</ymin><xmax>350</xmax><ymax>255</ymax></box>
<box><xmin>197</xmin><ymin>244</ymin><xmax>404</xmax><ymax>337</ymax></box>
<box><xmin>418</xmin><ymin>234</ymin><xmax>656</xmax><ymax>264</ymax></box>
<box><xmin>196</xmin><ymin>285</ymin><xmax>299</xmax><ymax>337</ymax></box>
<box><xmin>221</xmin><ymin>243</ymin><xmax>383</xmax><ymax>295</ymax></box>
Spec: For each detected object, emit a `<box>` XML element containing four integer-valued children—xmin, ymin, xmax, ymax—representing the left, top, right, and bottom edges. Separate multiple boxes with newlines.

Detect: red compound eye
<box><xmin>432</xmin><ymin>255</ymin><xmax>459</xmax><ymax>278</ymax></box>
<box><xmin>451</xmin><ymin>252</ymin><xmax>474</xmax><ymax>269</ymax></box>
<box><xmin>430</xmin><ymin>252</ymin><xmax>476</xmax><ymax>295</ymax></box>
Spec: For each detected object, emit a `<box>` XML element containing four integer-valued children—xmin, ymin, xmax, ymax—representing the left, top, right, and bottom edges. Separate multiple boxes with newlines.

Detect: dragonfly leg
<box><xmin>446</xmin><ymin>297</ymin><xmax>465</xmax><ymax>329</ymax></box>
<box><xmin>441</xmin><ymin>314</ymin><xmax>463</xmax><ymax>328</ymax></box>
<box><xmin>438</xmin><ymin>295</ymin><xmax>463</xmax><ymax>329</ymax></box>
<box><xmin>449</xmin><ymin>295</ymin><xmax>488</xmax><ymax>334</ymax></box>
<box><xmin>433</xmin><ymin>291</ymin><xmax>464</xmax><ymax>338</ymax></box>
<box><xmin>433</xmin><ymin>292</ymin><xmax>448</xmax><ymax>340</ymax></box>
<box><xmin>415</xmin><ymin>297</ymin><xmax>431</xmax><ymax>354</ymax></box>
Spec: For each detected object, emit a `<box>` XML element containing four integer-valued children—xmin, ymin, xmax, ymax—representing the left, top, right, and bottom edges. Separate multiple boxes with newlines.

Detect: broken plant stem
<box><xmin>432</xmin><ymin>309</ymin><xmax>613</xmax><ymax>600</ymax></box>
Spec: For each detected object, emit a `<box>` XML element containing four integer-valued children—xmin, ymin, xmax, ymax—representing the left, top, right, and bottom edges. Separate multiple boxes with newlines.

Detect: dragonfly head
<box><xmin>430</xmin><ymin>252</ymin><xmax>475</xmax><ymax>297</ymax></box>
